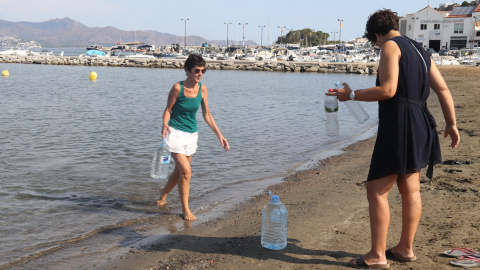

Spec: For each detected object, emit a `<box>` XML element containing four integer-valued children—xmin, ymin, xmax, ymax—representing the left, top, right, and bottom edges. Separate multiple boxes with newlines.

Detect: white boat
<box><xmin>457</xmin><ymin>49</ymin><xmax>480</xmax><ymax>65</ymax></box>
<box><xmin>459</xmin><ymin>55</ymin><xmax>480</xmax><ymax>65</ymax></box>
<box><xmin>255</xmin><ymin>49</ymin><xmax>274</xmax><ymax>61</ymax></box>
<box><xmin>29</xmin><ymin>49</ymin><xmax>54</xmax><ymax>56</ymax></box>
<box><xmin>239</xmin><ymin>48</ymin><xmax>257</xmax><ymax>61</ymax></box>
<box><xmin>432</xmin><ymin>55</ymin><xmax>459</xmax><ymax>65</ymax></box>
<box><xmin>125</xmin><ymin>53</ymin><xmax>155</xmax><ymax>59</ymax></box>
<box><xmin>0</xmin><ymin>48</ymin><xmax>29</xmax><ymax>56</ymax></box>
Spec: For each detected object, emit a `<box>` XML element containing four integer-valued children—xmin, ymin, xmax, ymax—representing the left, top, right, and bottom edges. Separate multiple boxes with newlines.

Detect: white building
<box><xmin>400</xmin><ymin>4</ymin><xmax>480</xmax><ymax>51</ymax></box>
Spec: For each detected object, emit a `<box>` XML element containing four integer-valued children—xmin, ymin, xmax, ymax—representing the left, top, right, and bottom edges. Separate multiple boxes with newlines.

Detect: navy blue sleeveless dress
<box><xmin>367</xmin><ymin>36</ymin><xmax>441</xmax><ymax>181</ymax></box>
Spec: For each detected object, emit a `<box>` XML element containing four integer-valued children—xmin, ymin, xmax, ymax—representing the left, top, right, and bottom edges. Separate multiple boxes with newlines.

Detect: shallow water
<box><xmin>0</xmin><ymin>62</ymin><xmax>378</xmax><ymax>267</ymax></box>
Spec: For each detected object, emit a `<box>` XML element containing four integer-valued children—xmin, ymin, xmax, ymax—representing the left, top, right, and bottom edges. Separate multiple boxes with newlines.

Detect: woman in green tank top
<box><xmin>157</xmin><ymin>54</ymin><xmax>230</xmax><ymax>221</ymax></box>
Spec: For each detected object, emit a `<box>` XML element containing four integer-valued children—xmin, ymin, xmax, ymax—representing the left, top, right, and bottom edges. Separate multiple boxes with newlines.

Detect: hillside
<box><xmin>0</xmin><ymin>17</ymin><xmax>210</xmax><ymax>47</ymax></box>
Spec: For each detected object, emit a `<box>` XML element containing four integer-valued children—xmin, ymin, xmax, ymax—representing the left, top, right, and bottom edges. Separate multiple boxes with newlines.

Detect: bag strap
<box><xmin>400</xmin><ymin>36</ymin><xmax>428</xmax><ymax>73</ymax></box>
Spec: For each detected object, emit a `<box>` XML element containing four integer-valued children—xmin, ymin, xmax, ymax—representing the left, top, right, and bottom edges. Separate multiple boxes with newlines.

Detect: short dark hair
<box><xmin>184</xmin><ymin>54</ymin><xmax>205</xmax><ymax>72</ymax></box>
<box><xmin>365</xmin><ymin>9</ymin><xmax>399</xmax><ymax>43</ymax></box>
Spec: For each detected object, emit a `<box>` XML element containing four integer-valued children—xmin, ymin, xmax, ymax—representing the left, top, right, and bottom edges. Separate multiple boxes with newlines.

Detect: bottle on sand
<box><xmin>261</xmin><ymin>191</ymin><xmax>288</xmax><ymax>250</ymax></box>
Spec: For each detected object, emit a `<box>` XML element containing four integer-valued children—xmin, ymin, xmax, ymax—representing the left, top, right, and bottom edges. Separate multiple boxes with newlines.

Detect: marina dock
<box><xmin>0</xmin><ymin>54</ymin><xmax>378</xmax><ymax>74</ymax></box>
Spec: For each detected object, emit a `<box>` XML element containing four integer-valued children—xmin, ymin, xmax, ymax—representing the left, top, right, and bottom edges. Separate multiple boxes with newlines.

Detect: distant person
<box><xmin>158</xmin><ymin>54</ymin><xmax>229</xmax><ymax>221</ymax></box>
<box><xmin>328</xmin><ymin>9</ymin><xmax>460</xmax><ymax>269</ymax></box>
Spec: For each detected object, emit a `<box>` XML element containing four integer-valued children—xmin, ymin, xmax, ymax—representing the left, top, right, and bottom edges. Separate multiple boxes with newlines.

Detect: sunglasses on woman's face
<box><xmin>192</xmin><ymin>68</ymin><xmax>207</xmax><ymax>74</ymax></box>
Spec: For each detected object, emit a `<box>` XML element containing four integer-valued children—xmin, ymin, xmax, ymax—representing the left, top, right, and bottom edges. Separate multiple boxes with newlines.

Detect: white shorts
<box><xmin>165</xmin><ymin>127</ymin><xmax>198</xmax><ymax>156</ymax></box>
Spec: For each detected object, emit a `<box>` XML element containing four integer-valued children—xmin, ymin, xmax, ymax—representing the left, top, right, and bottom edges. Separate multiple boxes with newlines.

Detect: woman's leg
<box><xmin>157</xmin><ymin>163</ymin><xmax>181</xmax><ymax>207</ymax></box>
<box><xmin>390</xmin><ymin>172</ymin><xmax>421</xmax><ymax>258</ymax></box>
<box><xmin>171</xmin><ymin>153</ymin><xmax>195</xmax><ymax>220</ymax></box>
<box><xmin>351</xmin><ymin>174</ymin><xmax>397</xmax><ymax>265</ymax></box>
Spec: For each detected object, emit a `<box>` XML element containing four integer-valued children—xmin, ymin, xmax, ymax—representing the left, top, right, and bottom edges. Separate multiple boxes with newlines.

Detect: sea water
<box><xmin>0</xmin><ymin>62</ymin><xmax>377</xmax><ymax>268</ymax></box>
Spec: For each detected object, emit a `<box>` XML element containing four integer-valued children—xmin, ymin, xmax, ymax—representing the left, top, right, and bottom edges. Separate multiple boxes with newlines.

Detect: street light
<box><xmin>181</xmin><ymin>18</ymin><xmax>189</xmax><ymax>49</ymax></box>
<box><xmin>224</xmin><ymin>22</ymin><xmax>232</xmax><ymax>48</ymax></box>
<box><xmin>258</xmin><ymin>25</ymin><xmax>265</xmax><ymax>47</ymax></box>
<box><xmin>312</xmin><ymin>29</ymin><xmax>316</xmax><ymax>47</ymax></box>
<box><xmin>331</xmin><ymin>31</ymin><xmax>338</xmax><ymax>47</ymax></box>
<box><xmin>277</xmin><ymin>26</ymin><xmax>287</xmax><ymax>46</ymax></box>
<box><xmin>239</xmin><ymin>23</ymin><xmax>248</xmax><ymax>46</ymax></box>
<box><xmin>338</xmin><ymin>19</ymin><xmax>343</xmax><ymax>49</ymax></box>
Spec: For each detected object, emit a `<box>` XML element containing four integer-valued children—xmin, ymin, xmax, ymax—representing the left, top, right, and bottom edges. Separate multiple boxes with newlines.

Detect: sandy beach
<box><xmin>99</xmin><ymin>66</ymin><xmax>480</xmax><ymax>270</ymax></box>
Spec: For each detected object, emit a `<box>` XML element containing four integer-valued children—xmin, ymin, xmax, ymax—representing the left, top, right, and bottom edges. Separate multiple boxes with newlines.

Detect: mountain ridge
<box><xmin>0</xmin><ymin>17</ymin><xmax>222</xmax><ymax>47</ymax></box>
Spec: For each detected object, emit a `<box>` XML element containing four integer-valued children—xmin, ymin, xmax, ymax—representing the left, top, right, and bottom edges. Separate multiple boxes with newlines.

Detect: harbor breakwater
<box><xmin>0</xmin><ymin>55</ymin><xmax>378</xmax><ymax>74</ymax></box>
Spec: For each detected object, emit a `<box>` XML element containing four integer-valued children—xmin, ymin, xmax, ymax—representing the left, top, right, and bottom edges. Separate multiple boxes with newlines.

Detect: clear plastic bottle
<box><xmin>335</xmin><ymin>81</ymin><xmax>370</xmax><ymax>124</ymax></box>
<box><xmin>150</xmin><ymin>140</ymin><xmax>171</xmax><ymax>179</ymax></box>
<box><xmin>261</xmin><ymin>191</ymin><xmax>288</xmax><ymax>250</ymax></box>
<box><xmin>324</xmin><ymin>89</ymin><xmax>339</xmax><ymax>136</ymax></box>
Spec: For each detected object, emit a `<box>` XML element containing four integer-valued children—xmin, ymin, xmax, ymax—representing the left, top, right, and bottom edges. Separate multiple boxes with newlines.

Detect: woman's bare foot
<box><xmin>182</xmin><ymin>210</ymin><xmax>196</xmax><ymax>221</ymax></box>
<box><xmin>157</xmin><ymin>198</ymin><xmax>167</xmax><ymax>207</ymax></box>
<box><xmin>157</xmin><ymin>188</ymin><xmax>167</xmax><ymax>207</ymax></box>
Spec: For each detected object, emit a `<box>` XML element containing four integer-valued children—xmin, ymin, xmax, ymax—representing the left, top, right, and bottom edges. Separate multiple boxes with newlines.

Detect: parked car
<box><xmin>438</xmin><ymin>49</ymin><xmax>449</xmax><ymax>56</ymax></box>
<box><xmin>425</xmin><ymin>48</ymin><xmax>437</xmax><ymax>56</ymax></box>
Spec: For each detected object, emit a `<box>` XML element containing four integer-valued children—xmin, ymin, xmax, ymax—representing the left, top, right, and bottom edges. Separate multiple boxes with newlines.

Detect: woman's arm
<box><xmin>332</xmin><ymin>40</ymin><xmax>401</xmax><ymax>102</ymax></box>
<box><xmin>162</xmin><ymin>83</ymin><xmax>180</xmax><ymax>138</ymax></box>
<box><xmin>200</xmin><ymin>85</ymin><xmax>230</xmax><ymax>151</ymax></box>
<box><xmin>429</xmin><ymin>59</ymin><xmax>460</xmax><ymax>149</ymax></box>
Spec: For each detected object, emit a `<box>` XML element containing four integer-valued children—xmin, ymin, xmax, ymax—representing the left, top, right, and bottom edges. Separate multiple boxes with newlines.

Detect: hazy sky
<box><xmin>1</xmin><ymin>0</ymin><xmax>445</xmax><ymax>44</ymax></box>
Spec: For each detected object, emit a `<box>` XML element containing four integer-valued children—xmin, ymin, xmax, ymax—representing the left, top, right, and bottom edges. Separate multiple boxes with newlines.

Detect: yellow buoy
<box><xmin>2</xmin><ymin>70</ymin><xmax>9</xmax><ymax>77</ymax></box>
<box><xmin>89</xmin><ymin>71</ymin><xmax>97</xmax><ymax>81</ymax></box>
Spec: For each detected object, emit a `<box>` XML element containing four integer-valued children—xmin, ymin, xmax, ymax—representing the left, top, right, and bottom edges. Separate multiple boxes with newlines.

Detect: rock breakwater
<box><xmin>0</xmin><ymin>55</ymin><xmax>378</xmax><ymax>74</ymax></box>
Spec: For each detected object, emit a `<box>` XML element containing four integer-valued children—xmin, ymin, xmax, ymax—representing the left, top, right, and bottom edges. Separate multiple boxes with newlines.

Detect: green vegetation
<box><xmin>461</xmin><ymin>1</ymin><xmax>478</xmax><ymax>6</ymax></box>
<box><xmin>275</xmin><ymin>28</ymin><xmax>331</xmax><ymax>47</ymax></box>
<box><xmin>437</xmin><ymin>2</ymin><xmax>478</xmax><ymax>11</ymax></box>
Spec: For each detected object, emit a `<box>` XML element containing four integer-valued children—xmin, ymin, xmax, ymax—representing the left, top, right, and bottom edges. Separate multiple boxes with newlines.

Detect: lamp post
<box><xmin>224</xmin><ymin>22</ymin><xmax>232</xmax><ymax>48</ymax></box>
<box><xmin>338</xmin><ymin>19</ymin><xmax>343</xmax><ymax>49</ymax></box>
<box><xmin>331</xmin><ymin>31</ymin><xmax>338</xmax><ymax>47</ymax></box>
<box><xmin>239</xmin><ymin>23</ymin><xmax>248</xmax><ymax>46</ymax></box>
<box><xmin>258</xmin><ymin>25</ymin><xmax>265</xmax><ymax>47</ymax></box>
<box><xmin>312</xmin><ymin>29</ymin><xmax>316</xmax><ymax>46</ymax></box>
<box><xmin>181</xmin><ymin>18</ymin><xmax>189</xmax><ymax>49</ymax></box>
<box><xmin>277</xmin><ymin>26</ymin><xmax>287</xmax><ymax>46</ymax></box>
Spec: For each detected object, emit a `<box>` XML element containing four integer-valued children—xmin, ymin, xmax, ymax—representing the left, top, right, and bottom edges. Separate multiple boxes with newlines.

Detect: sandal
<box><xmin>450</xmin><ymin>255</ymin><xmax>480</xmax><ymax>268</ymax></box>
<box><xmin>445</xmin><ymin>248</ymin><xmax>480</xmax><ymax>258</ymax></box>
<box><xmin>349</xmin><ymin>257</ymin><xmax>390</xmax><ymax>269</ymax></box>
<box><xmin>385</xmin><ymin>248</ymin><xmax>417</xmax><ymax>262</ymax></box>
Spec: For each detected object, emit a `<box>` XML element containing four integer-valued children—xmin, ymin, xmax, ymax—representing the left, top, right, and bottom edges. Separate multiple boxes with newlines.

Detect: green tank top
<box><xmin>169</xmin><ymin>81</ymin><xmax>203</xmax><ymax>133</ymax></box>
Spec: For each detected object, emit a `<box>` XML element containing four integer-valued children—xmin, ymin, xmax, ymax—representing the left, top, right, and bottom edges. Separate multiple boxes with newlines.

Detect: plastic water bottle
<box><xmin>335</xmin><ymin>81</ymin><xmax>370</xmax><ymax>124</ymax></box>
<box><xmin>261</xmin><ymin>191</ymin><xmax>288</xmax><ymax>250</ymax></box>
<box><xmin>150</xmin><ymin>140</ymin><xmax>171</xmax><ymax>179</ymax></box>
<box><xmin>324</xmin><ymin>89</ymin><xmax>339</xmax><ymax>136</ymax></box>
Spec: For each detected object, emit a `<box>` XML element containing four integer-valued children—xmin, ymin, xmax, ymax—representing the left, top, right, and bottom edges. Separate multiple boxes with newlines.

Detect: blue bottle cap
<box><xmin>271</xmin><ymin>195</ymin><xmax>280</xmax><ymax>202</ymax></box>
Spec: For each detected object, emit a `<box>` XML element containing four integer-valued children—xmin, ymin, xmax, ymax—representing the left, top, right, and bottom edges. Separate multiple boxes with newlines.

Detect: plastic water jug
<box><xmin>335</xmin><ymin>81</ymin><xmax>370</xmax><ymax>124</ymax></box>
<box><xmin>325</xmin><ymin>88</ymin><xmax>339</xmax><ymax>135</ymax></box>
<box><xmin>261</xmin><ymin>191</ymin><xmax>288</xmax><ymax>250</ymax></box>
<box><xmin>151</xmin><ymin>140</ymin><xmax>171</xmax><ymax>179</ymax></box>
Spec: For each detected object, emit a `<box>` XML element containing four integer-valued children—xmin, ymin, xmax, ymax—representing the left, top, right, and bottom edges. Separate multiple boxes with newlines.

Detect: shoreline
<box><xmin>97</xmin><ymin>65</ymin><xmax>479</xmax><ymax>270</ymax></box>
<box><xmin>0</xmin><ymin>54</ymin><xmax>378</xmax><ymax>74</ymax></box>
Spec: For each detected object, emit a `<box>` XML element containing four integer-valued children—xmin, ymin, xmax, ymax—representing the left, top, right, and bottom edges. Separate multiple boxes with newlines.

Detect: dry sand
<box><xmin>99</xmin><ymin>66</ymin><xmax>480</xmax><ymax>270</ymax></box>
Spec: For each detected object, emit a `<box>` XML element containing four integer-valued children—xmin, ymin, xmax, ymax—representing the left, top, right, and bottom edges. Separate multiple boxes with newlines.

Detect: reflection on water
<box><xmin>0</xmin><ymin>63</ymin><xmax>377</xmax><ymax>267</ymax></box>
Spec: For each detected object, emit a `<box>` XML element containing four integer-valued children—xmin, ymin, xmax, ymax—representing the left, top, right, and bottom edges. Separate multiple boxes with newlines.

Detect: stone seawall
<box><xmin>0</xmin><ymin>55</ymin><xmax>379</xmax><ymax>74</ymax></box>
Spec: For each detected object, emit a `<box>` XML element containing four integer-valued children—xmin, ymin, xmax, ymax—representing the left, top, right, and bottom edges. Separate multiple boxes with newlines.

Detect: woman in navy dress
<box><xmin>330</xmin><ymin>9</ymin><xmax>460</xmax><ymax>269</ymax></box>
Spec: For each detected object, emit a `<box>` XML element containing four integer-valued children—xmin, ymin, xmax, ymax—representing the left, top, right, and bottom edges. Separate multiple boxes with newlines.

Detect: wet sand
<box><xmin>99</xmin><ymin>66</ymin><xmax>480</xmax><ymax>270</ymax></box>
